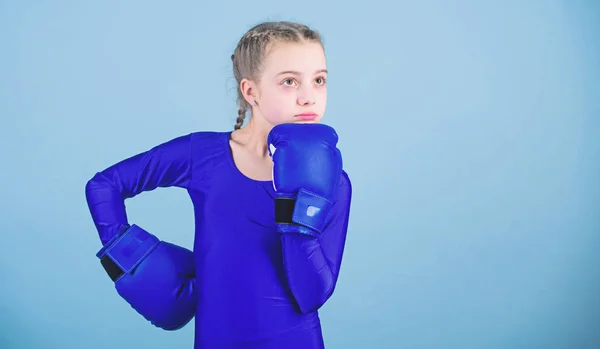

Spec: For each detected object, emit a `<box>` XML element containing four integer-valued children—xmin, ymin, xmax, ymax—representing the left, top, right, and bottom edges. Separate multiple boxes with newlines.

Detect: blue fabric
<box><xmin>86</xmin><ymin>131</ymin><xmax>352</xmax><ymax>348</ymax></box>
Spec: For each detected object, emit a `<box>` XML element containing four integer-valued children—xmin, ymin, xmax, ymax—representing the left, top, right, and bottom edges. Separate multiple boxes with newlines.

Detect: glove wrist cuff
<box><xmin>96</xmin><ymin>224</ymin><xmax>160</xmax><ymax>282</ymax></box>
<box><xmin>275</xmin><ymin>197</ymin><xmax>295</xmax><ymax>225</ymax></box>
<box><xmin>275</xmin><ymin>188</ymin><xmax>333</xmax><ymax>235</ymax></box>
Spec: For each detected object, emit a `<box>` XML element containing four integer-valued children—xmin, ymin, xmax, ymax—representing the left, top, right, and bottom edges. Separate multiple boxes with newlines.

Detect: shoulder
<box><xmin>151</xmin><ymin>130</ymin><xmax>230</xmax><ymax>158</ymax></box>
<box><xmin>340</xmin><ymin>170</ymin><xmax>351</xmax><ymax>188</ymax></box>
<box><xmin>151</xmin><ymin>130</ymin><xmax>228</xmax><ymax>148</ymax></box>
<box><xmin>188</xmin><ymin>130</ymin><xmax>230</xmax><ymax>144</ymax></box>
<box><xmin>336</xmin><ymin>170</ymin><xmax>352</xmax><ymax>200</ymax></box>
<box><xmin>187</xmin><ymin>130</ymin><xmax>231</xmax><ymax>154</ymax></box>
<box><xmin>186</xmin><ymin>130</ymin><xmax>233</xmax><ymax>177</ymax></box>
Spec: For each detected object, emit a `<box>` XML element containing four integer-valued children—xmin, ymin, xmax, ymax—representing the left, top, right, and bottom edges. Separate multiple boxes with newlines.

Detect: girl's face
<box><xmin>252</xmin><ymin>41</ymin><xmax>328</xmax><ymax>126</ymax></box>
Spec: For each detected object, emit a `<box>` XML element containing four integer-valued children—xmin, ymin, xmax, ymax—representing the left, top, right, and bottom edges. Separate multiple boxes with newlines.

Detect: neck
<box><xmin>233</xmin><ymin>117</ymin><xmax>273</xmax><ymax>158</ymax></box>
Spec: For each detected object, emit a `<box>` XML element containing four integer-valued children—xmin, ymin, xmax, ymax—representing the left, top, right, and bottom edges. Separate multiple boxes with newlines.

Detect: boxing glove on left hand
<box><xmin>96</xmin><ymin>224</ymin><xmax>197</xmax><ymax>330</ymax></box>
<box><xmin>268</xmin><ymin>123</ymin><xmax>343</xmax><ymax>237</ymax></box>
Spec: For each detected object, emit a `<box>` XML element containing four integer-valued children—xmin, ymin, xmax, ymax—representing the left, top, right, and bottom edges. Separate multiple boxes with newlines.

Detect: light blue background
<box><xmin>1</xmin><ymin>1</ymin><xmax>598</xmax><ymax>348</ymax></box>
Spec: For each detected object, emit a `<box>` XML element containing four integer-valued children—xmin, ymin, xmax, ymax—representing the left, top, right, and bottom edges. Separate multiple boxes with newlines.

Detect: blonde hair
<box><xmin>230</xmin><ymin>21</ymin><xmax>323</xmax><ymax>130</ymax></box>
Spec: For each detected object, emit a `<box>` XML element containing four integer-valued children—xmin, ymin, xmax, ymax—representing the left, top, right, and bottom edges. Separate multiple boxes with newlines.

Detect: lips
<box><xmin>295</xmin><ymin>113</ymin><xmax>317</xmax><ymax>121</ymax></box>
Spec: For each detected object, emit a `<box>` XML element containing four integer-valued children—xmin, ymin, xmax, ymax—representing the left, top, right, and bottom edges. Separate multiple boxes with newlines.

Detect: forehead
<box><xmin>262</xmin><ymin>41</ymin><xmax>326</xmax><ymax>74</ymax></box>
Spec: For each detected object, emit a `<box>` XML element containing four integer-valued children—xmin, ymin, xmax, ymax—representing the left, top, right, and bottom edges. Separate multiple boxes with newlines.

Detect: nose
<box><xmin>297</xmin><ymin>86</ymin><xmax>316</xmax><ymax>106</ymax></box>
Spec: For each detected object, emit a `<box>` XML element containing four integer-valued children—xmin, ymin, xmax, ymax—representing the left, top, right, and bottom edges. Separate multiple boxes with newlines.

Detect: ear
<box><xmin>240</xmin><ymin>78</ymin><xmax>260</xmax><ymax>106</ymax></box>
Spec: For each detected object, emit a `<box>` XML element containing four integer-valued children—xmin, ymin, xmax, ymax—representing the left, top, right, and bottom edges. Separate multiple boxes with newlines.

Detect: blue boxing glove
<box><xmin>96</xmin><ymin>224</ymin><xmax>197</xmax><ymax>330</ymax></box>
<box><xmin>268</xmin><ymin>123</ymin><xmax>343</xmax><ymax>237</ymax></box>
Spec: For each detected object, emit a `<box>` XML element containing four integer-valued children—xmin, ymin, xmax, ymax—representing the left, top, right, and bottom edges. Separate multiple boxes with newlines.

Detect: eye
<box><xmin>282</xmin><ymin>78</ymin><xmax>296</xmax><ymax>86</ymax></box>
<box><xmin>315</xmin><ymin>76</ymin><xmax>327</xmax><ymax>85</ymax></box>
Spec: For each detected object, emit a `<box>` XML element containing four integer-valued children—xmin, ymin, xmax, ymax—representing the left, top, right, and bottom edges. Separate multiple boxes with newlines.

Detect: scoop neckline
<box><xmin>223</xmin><ymin>131</ymin><xmax>273</xmax><ymax>185</ymax></box>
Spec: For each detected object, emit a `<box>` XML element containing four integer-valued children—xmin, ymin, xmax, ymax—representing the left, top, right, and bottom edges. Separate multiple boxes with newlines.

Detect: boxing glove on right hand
<box><xmin>97</xmin><ymin>224</ymin><xmax>197</xmax><ymax>331</ymax></box>
<box><xmin>268</xmin><ymin>123</ymin><xmax>343</xmax><ymax>237</ymax></box>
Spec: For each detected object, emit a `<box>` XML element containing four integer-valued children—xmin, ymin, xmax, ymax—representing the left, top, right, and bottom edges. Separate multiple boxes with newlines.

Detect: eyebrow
<box><xmin>277</xmin><ymin>69</ymin><xmax>328</xmax><ymax>76</ymax></box>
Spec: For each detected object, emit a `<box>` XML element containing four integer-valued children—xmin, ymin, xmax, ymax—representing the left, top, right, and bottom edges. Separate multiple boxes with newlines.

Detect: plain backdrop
<box><xmin>1</xmin><ymin>1</ymin><xmax>599</xmax><ymax>348</ymax></box>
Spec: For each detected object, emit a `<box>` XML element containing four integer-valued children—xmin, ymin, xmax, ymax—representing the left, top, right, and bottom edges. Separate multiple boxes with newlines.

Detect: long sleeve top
<box><xmin>85</xmin><ymin>130</ymin><xmax>352</xmax><ymax>349</ymax></box>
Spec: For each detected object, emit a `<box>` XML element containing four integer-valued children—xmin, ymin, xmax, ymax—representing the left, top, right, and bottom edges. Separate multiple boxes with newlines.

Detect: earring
<box><xmin>253</xmin><ymin>100</ymin><xmax>258</xmax><ymax>106</ymax></box>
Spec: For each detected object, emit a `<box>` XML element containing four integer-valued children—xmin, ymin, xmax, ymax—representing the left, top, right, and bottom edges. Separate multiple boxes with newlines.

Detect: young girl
<box><xmin>85</xmin><ymin>21</ymin><xmax>352</xmax><ymax>349</ymax></box>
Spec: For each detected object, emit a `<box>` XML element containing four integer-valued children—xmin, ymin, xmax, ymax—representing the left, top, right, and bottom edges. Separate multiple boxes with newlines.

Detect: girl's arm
<box><xmin>85</xmin><ymin>133</ymin><xmax>197</xmax><ymax>331</ymax></box>
<box><xmin>85</xmin><ymin>134</ymin><xmax>193</xmax><ymax>245</ymax></box>
<box><xmin>280</xmin><ymin>171</ymin><xmax>353</xmax><ymax>313</ymax></box>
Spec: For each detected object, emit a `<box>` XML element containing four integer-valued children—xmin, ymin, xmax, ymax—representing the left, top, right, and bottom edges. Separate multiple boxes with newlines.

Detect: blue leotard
<box><xmin>86</xmin><ymin>130</ymin><xmax>352</xmax><ymax>348</ymax></box>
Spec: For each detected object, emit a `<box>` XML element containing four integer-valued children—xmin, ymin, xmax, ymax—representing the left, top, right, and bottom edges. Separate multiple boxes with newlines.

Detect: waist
<box><xmin>194</xmin><ymin>313</ymin><xmax>323</xmax><ymax>349</ymax></box>
<box><xmin>194</xmin><ymin>298</ymin><xmax>320</xmax><ymax>341</ymax></box>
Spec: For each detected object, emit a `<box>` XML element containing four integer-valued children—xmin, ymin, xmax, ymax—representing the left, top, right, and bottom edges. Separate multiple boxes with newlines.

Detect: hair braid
<box><xmin>235</xmin><ymin>107</ymin><xmax>246</xmax><ymax>130</ymax></box>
